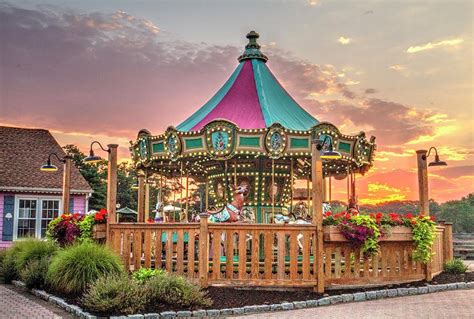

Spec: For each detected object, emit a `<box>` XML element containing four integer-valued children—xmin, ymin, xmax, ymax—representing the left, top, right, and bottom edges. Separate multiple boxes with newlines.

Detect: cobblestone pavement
<box><xmin>0</xmin><ymin>285</ymin><xmax>74</xmax><ymax>319</ymax></box>
<box><xmin>233</xmin><ymin>289</ymin><xmax>474</xmax><ymax>319</ymax></box>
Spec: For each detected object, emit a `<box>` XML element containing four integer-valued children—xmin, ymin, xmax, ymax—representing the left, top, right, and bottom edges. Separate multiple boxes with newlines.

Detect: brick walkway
<box><xmin>0</xmin><ymin>285</ymin><xmax>72</xmax><ymax>319</ymax></box>
<box><xmin>234</xmin><ymin>289</ymin><xmax>474</xmax><ymax>319</ymax></box>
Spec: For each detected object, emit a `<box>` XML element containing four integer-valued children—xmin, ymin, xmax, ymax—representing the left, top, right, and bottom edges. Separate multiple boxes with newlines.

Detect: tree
<box><xmin>63</xmin><ymin>144</ymin><xmax>107</xmax><ymax>210</ymax></box>
<box><xmin>438</xmin><ymin>194</ymin><xmax>474</xmax><ymax>233</ymax></box>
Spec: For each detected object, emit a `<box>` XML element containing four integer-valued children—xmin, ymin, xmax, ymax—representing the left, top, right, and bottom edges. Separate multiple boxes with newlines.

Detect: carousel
<box><xmin>130</xmin><ymin>31</ymin><xmax>376</xmax><ymax>224</ymax></box>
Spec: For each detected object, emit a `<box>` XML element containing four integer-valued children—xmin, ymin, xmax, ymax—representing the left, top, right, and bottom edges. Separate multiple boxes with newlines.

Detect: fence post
<box><xmin>311</xmin><ymin>141</ymin><xmax>325</xmax><ymax>293</ymax></box>
<box><xmin>199</xmin><ymin>213</ymin><xmax>209</xmax><ymax>288</ymax></box>
<box><xmin>443</xmin><ymin>222</ymin><xmax>454</xmax><ymax>263</ymax></box>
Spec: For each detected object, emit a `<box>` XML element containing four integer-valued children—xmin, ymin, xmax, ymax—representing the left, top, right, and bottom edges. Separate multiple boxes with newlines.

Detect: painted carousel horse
<box><xmin>207</xmin><ymin>184</ymin><xmax>249</xmax><ymax>223</ymax></box>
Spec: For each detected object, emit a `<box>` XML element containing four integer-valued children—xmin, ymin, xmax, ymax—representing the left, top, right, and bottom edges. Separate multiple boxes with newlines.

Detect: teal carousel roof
<box><xmin>177</xmin><ymin>31</ymin><xmax>318</xmax><ymax>132</ymax></box>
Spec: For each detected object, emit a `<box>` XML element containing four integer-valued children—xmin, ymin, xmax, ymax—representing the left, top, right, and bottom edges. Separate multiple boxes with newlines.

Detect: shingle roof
<box><xmin>0</xmin><ymin>126</ymin><xmax>92</xmax><ymax>193</ymax></box>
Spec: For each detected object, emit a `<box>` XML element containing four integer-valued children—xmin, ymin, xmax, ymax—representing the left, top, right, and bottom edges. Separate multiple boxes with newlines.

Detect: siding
<box><xmin>0</xmin><ymin>193</ymin><xmax>11</xmax><ymax>249</ymax></box>
<box><xmin>72</xmin><ymin>195</ymin><xmax>87</xmax><ymax>214</ymax></box>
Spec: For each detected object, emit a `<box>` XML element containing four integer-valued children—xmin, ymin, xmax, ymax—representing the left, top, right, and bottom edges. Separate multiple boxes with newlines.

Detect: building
<box><xmin>0</xmin><ymin>126</ymin><xmax>92</xmax><ymax>248</ymax></box>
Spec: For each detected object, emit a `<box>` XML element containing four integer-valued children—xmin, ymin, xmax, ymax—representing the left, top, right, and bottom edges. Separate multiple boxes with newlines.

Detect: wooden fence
<box><xmin>108</xmin><ymin>217</ymin><xmax>453</xmax><ymax>290</ymax></box>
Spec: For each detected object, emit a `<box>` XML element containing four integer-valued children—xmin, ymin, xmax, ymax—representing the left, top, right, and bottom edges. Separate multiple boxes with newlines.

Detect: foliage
<box><xmin>47</xmin><ymin>211</ymin><xmax>107</xmax><ymax>245</ymax></box>
<box><xmin>82</xmin><ymin>274</ymin><xmax>147</xmax><ymax>315</ymax></box>
<box><xmin>410</xmin><ymin>216</ymin><xmax>437</xmax><ymax>263</ymax></box>
<box><xmin>323</xmin><ymin>211</ymin><xmax>438</xmax><ymax>263</ymax></box>
<box><xmin>357</xmin><ymin>194</ymin><xmax>474</xmax><ymax>234</ymax></box>
<box><xmin>437</xmin><ymin>194</ymin><xmax>474</xmax><ymax>233</ymax></box>
<box><xmin>20</xmin><ymin>256</ymin><xmax>50</xmax><ymax>289</ymax></box>
<box><xmin>64</xmin><ymin>144</ymin><xmax>108</xmax><ymax>211</ymax></box>
<box><xmin>47</xmin><ymin>213</ymin><xmax>83</xmax><ymax>246</ymax></box>
<box><xmin>46</xmin><ymin>242</ymin><xmax>124</xmax><ymax>295</ymax></box>
<box><xmin>338</xmin><ymin>214</ymin><xmax>382</xmax><ymax>257</ymax></box>
<box><xmin>443</xmin><ymin>258</ymin><xmax>468</xmax><ymax>274</ymax></box>
<box><xmin>13</xmin><ymin>239</ymin><xmax>57</xmax><ymax>272</ymax></box>
<box><xmin>0</xmin><ymin>239</ymin><xmax>56</xmax><ymax>283</ymax></box>
<box><xmin>78</xmin><ymin>214</ymin><xmax>95</xmax><ymax>243</ymax></box>
<box><xmin>146</xmin><ymin>273</ymin><xmax>212</xmax><ymax>308</ymax></box>
<box><xmin>132</xmin><ymin>267</ymin><xmax>165</xmax><ymax>283</ymax></box>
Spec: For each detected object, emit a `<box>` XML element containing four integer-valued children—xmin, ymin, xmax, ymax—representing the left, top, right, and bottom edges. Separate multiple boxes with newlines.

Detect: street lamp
<box><xmin>84</xmin><ymin>141</ymin><xmax>119</xmax><ymax>237</ymax></box>
<box><xmin>316</xmin><ymin>136</ymin><xmax>342</xmax><ymax>160</ymax></box>
<box><xmin>416</xmin><ymin>146</ymin><xmax>448</xmax><ymax>217</ymax></box>
<box><xmin>40</xmin><ymin>153</ymin><xmax>72</xmax><ymax>214</ymax></box>
<box><xmin>422</xmin><ymin>147</ymin><xmax>448</xmax><ymax>167</ymax></box>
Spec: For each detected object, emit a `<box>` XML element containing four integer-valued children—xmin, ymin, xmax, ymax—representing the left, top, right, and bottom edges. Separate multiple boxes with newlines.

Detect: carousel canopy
<box><xmin>177</xmin><ymin>31</ymin><xmax>318</xmax><ymax>132</ymax></box>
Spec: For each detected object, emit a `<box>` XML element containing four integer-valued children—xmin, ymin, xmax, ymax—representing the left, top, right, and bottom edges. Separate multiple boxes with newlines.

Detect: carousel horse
<box><xmin>207</xmin><ymin>184</ymin><xmax>249</xmax><ymax>223</ymax></box>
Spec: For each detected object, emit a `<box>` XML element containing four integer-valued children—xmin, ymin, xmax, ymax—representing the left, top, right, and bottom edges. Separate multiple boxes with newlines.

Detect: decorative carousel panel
<box><xmin>138</xmin><ymin>137</ymin><xmax>150</xmax><ymax>161</ymax></box>
<box><xmin>164</xmin><ymin>129</ymin><xmax>181</xmax><ymax>161</ymax></box>
<box><xmin>265</xmin><ymin>124</ymin><xmax>287</xmax><ymax>158</ymax></box>
<box><xmin>181</xmin><ymin>136</ymin><xmax>206</xmax><ymax>155</ymax></box>
<box><xmin>237</xmin><ymin>133</ymin><xmax>264</xmax><ymax>153</ymax></box>
<box><xmin>205</xmin><ymin>120</ymin><xmax>236</xmax><ymax>160</ymax></box>
<box><xmin>151</xmin><ymin>140</ymin><xmax>166</xmax><ymax>155</ymax></box>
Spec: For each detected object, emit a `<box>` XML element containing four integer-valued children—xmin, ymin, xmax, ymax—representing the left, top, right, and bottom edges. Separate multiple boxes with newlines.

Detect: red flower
<box><xmin>376</xmin><ymin>212</ymin><xmax>383</xmax><ymax>219</ymax></box>
<box><xmin>411</xmin><ymin>220</ymin><xmax>417</xmax><ymax>225</ymax></box>
<box><xmin>325</xmin><ymin>211</ymin><xmax>332</xmax><ymax>217</ymax></box>
<box><xmin>430</xmin><ymin>216</ymin><xmax>436</xmax><ymax>221</ymax></box>
<box><xmin>405</xmin><ymin>213</ymin><xmax>413</xmax><ymax>219</ymax></box>
<box><xmin>369</xmin><ymin>213</ymin><xmax>375</xmax><ymax>219</ymax></box>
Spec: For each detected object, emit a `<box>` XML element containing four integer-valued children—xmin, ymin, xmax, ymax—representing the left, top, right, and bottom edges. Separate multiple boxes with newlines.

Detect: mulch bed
<box><xmin>204</xmin><ymin>272</ymin><xmax>474</xmax><ymax>309</ymax></box>
<box><xmin>49</xmin><ymin>272</ymin><xmax>474</xmax><ymax>315</ymax></box>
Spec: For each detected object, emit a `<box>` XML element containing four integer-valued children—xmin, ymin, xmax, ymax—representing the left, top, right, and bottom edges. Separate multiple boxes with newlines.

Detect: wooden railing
<box><xmin>108</xmin><ymin>218</ymin><xmax>453</xmax><ymax>290</ymax></box>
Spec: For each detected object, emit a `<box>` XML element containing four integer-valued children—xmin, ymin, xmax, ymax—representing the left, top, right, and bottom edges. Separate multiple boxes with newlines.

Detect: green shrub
<box><xmin>46</xmin><ymin>242</ymin><xmax>124</xmax><ymax>295</ymax></box>
<box><xmin>444</xmin><ymin>258</ymin><xmax>468</xmax><ymax>274</ymax></box>
<box><xmin>0</xmin><ymin>239</ymin><xmax>55</xmax><ymax>283</ymax></box>
<box><xmin>82</xmin><ymin>275</ymin><xmax>148</xmax><ymax>315</ymax></box>
<box><xmin>0</xmin><ymin>249</ymin><xmax>8</xmax><ymax>283</ymax></box>
<box><xmin>146</xmin><ymin>273</ymin><xmax>212</xmax><ymax>308</ymax></box>
<box><xmin>14</xmin><ymin>239</ymin><xmax>57</xmax><ymax>272</ymax></box>
<box><xmin>20</xmin><ymin>257</ymin><xmax>50</xmax><ymax>288</ymax></box>
<box><xmin>132</xmin><ymin>267</ymin><xmax>166</xmax><ymax>283</ymax></box>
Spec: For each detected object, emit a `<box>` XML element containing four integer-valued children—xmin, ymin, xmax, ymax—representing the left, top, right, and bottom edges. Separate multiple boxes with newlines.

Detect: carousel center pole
<box><xmin>311</xmin><ymin>140</ymin><xmax>325</xmax><ymax>293</ymax></box>
<box><xmin>137</xmin><ymin>170</ymin><xmax>146</xmax><ymax>223</ymax></box>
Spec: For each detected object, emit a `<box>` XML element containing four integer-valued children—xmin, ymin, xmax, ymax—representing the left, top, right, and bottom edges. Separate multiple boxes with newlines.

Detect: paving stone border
<box><xmin>11</xmin><ymin>280</ymin><xmax>474</xmax><ymax>318</ymax></box>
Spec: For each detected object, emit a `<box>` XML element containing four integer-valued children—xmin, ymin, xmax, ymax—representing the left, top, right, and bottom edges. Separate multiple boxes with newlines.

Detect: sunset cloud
<box><xmin>338</xmin><ymin>36</ymin><xmax>352</xmax><ymax>45</ymax></box>
<box><xmin>407</xmin><ymin>38</ymin><xmax>464</xmax><ymax>53</ymax></box>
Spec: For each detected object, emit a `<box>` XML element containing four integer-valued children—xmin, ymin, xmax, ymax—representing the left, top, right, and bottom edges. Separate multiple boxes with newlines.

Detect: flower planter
<box><xmin>92</xmin><ymin>223</ymin><xmax>107</xmax><ymax>239</ymax></box>
<box><xmin>323</xmin><ymin>225</ymin><xmax>413</xmax><ymax>242</ymax></box>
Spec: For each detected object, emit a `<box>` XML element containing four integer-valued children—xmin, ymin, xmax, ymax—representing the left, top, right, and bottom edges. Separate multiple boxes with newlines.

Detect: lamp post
<box><xmin>416</xmin><ymin>147</ymin><xmax>447</xmax><ymax>216</ymax></box>
<box><xmin>311</xmin><ymin>136</ymin><xmax>342</xmax><ymax>293</ymax></box>
<box><xmin>84</xmin><ymin>141</ymin><xmax>119</xmax><ymax>237</ymax></box>
<box><xmin>40</xmin><ymin>153</ymin><xmax>72</xmax><ymax>214</ymax></box>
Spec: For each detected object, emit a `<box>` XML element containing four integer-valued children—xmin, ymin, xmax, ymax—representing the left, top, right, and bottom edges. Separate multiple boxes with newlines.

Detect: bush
<box><xmin>82</xmin><ymin>275</ymin><xmax>148</xmax><ymax>315</ymax></box>
<box><xmin>0</xmin><ymin>239</ymin><xmax>56</xmax><ymax>283</ymax></box>
<box><xmin>444</xmin><ymin>258</ymin><xmax>468</xmax><ymax>274</ymax></box>
<box><xmin>132</xmin><ymin>267</ymin><xmax>166</xmax><ymax>283</ymax></box>
<box><xmin>0</xmin><ymin>249</ymin><xmax>8</xmax><ymax>283</ymax></box>
<box><xmin>146</xmin><ymin>273</ymin><xmax>212</xmax><ymax>308</ymax></box>
<box><xmin>46</xmin><ymin>242</ymin><xmax>124</xmax><ymax>295</ymax></box>
<box><xmin>13</xmin><ymin>239</ymin><xmax>57</xmax><ymax>272</ymax></box>
<box><xmin>20</xmin><ymin>257</ymin><xmax>50</xmax><ymax>289</ymax></box>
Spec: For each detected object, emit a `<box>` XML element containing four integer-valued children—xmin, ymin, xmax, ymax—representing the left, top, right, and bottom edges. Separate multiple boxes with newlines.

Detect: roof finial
<box><xmin>238</xmin><ymin>30</ymin><xmax>268</xmax><ymax>63</ymax></box>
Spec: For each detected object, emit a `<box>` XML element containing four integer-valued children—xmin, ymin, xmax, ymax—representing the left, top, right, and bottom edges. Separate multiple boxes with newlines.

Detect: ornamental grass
<box><xmin>46</xmin><ymin>242</ymin><xmax>124</xmax><ymax>295</ymax></box>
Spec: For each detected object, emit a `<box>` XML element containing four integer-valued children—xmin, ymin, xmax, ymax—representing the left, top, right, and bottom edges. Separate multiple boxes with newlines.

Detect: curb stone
<box><xmin>192</xmin><ymin>310</ymin><xmax>207</xmax><ymax>317</ymax></box>
<box><xmin>353</xmin><ymin>292</ymin><xmax>366</xmax><ymax>302</ymax></box>
<box><xmin>11</xmin><ymin>280</ymin><xmax>474</xmax><ymax>318</ymax></box>
<box><xmin>365</xmin><ymin>291</ymin><xmax>377</xmax><ymax>300</ymax></box>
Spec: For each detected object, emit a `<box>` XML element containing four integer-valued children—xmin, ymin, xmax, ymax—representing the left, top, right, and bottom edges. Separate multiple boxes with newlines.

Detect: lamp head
<box><xmin>320</xmin><ymin>150</ymin><xmax>342</xmax><ymax>160</ymax></box>
<box><xmin>40</xmin><ymin>159</ymin><xmax>58</xmax><ymax>172</ymax></box>
<box><xmin>428</xmin><ymin>154</ymin><xmax>447</xmax><ymax>167</ymax></box>
<box><xmin>83</xmin><ymin>149</ymin><xmax>103</xmax><ymax>164</ymax></box>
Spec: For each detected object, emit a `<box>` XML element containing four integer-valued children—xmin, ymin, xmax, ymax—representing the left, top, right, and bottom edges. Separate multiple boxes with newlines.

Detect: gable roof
<box><xmin>0</xmin><ymin>126</ymin><xmax>92</xmax><ymax>194</ymax></box>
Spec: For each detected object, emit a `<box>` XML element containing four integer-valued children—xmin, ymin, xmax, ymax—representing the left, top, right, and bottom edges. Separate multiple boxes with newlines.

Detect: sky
<box><xmin>1</xmin><ymin>0</ymin><xmax>473</xmax><ymax>205</ymax></box>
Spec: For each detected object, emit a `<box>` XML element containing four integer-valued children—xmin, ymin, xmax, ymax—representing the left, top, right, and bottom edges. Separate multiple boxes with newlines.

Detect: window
<box><xmin>17</xmin><ymin>199</ymin><xmax>37</xmax><ymax>238</ymax></box>
<box><xmin>41</xmin><ymin>200</ymin><xmax>60</xmax><ymax>237</ymax></box>
<box><xmin>15</xmin><ymin>197</ymin><xmax>61</xmax><ymax>239</ymax></box>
